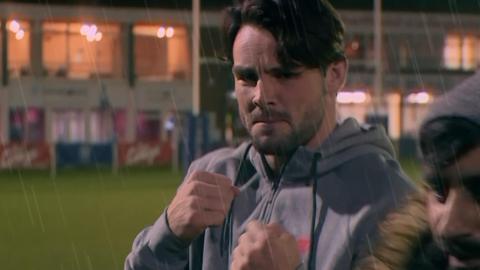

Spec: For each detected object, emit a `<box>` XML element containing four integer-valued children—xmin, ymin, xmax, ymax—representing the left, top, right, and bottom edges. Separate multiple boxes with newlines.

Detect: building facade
<box><xmin>0</xmin><ymin>2</ymin><xmax>479</xmax><ymax>146</ymax></box>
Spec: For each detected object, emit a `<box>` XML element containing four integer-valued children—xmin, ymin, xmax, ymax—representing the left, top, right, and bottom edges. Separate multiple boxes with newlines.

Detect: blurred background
<box><xmin>0</xmin><ymin>0</ymin><xmax>479</xmax><ymax>269</ymax></box>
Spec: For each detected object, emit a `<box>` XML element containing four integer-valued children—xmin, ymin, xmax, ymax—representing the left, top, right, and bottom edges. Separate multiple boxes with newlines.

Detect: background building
<box><xmin>0</xmin><ymin>1</ymin><xmax>479</xmax><ymax>166</ymax></box>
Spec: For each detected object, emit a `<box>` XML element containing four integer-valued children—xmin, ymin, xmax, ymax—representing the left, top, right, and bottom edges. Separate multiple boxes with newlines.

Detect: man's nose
<box><xmin>252</xmin><ymin>78</ymin><xmax>276</xmax><ymax>108</ymax></box>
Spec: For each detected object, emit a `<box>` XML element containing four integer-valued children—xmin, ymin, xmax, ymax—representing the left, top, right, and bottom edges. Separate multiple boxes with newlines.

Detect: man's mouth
<box><xmin>441</xmin><ymin>235</ymin><xmax>480</xmax><ymax>263</ymax></box>
<box><xmin>249</xmin><ymin>108</ymin><xmax>290</xmax><ymax>126</ymax></box>
<box><xmin>252</xmin><ymin>118</ymin><xmax>284</xmax><ymax>124</ymax></box>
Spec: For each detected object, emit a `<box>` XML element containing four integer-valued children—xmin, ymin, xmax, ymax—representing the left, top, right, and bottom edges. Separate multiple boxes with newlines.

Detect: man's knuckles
<box><xmin>182</xmin><ymin>196</ymin><xmax>198</xmax><ymax>209</ymax></box>
<box><xmin>182</xmin><ymin>210</ymin><xmax>199</xmax><ymax>225</ymax></box>
<box><xmin>250</xmin><ymin>240</ymin><xmax>268</xmax><ymax>257</ymax></box>
<box><xmin>238</xmin><ymin>234</ymin><xmax>269</xmax><ymax>254</ymax></box>
<box><xmin>266</xmin><ymin>223</ymin><xmax>287</xmax><ymax>237</ymax></box>
<box><xmin>232</xmin><ymin>245</ymin><xmax>243</xmax><ymax>259</ymax></box>
<box><xmin>237</xmin><ymin>233</ymin><xmax>250</xmax><ymax>246</ymax></box>
<box><xmin>184</xmin><ymin>181</ymin><xmax>206</xmax><ymax>196</ymax></box>
<box><xmin>187</xmin><ymin>171</ymin><xmax>206</xmax><ymax>181</ymax></box>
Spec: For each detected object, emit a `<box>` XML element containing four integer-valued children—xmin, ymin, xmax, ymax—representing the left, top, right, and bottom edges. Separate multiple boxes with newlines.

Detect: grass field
<box><xmin>0</xmin><ymin>160</ymin><xmax>421</xmax><ymax>270</ymax></box>
<box><xmin>0</xmin><ymin>167</ymin><xmax>182</xmax><ymax>270</ymax></box>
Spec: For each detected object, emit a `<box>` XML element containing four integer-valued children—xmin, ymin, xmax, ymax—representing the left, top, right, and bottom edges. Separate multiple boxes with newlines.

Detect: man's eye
<box><xmin>428</xmin><ymin>177</ymin><xmax>449</xmax><ymax>203</ymax></box>
<box><xmin>236</xmin><ymin>74</ymin><xmax>258</xmax><ymax>86</ymax></box>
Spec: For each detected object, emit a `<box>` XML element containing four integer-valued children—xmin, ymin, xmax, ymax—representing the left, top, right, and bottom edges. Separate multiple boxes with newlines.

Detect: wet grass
<box><xmin>0</xmin><ymin>167</ymin><xmax>182</xmax><ymax>270</ymax></box>
<box><xmin>0</xmin><ymin>161</ymin><xmax>421</xmax><ymax>270</ymax></box>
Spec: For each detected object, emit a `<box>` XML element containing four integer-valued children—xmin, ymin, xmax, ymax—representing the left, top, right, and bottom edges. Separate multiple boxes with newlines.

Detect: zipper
<box><xmin>259</xmin><ymin>177</ymin><xmax>281</xmax><ymax>223</ymax></box>
<box><xmin>257</xmin><ymin>153</ymin><xmax>290</xmax><ymax>223</ymax></box>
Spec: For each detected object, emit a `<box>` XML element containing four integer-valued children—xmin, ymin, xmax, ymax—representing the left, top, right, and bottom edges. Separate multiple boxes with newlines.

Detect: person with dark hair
<box><xmin>125</xmin><ymin>0</ymin><xmax>413</xmax><ymax>269</ymax></box>
<box><xmin>357</xmin><ymin>72</ymin><xmax>480</xmax><ymax>270</ymax></box>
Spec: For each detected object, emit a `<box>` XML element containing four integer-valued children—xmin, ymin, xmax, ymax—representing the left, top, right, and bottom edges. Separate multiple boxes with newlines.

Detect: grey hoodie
<box><xmin>125</xmin><ymin>118</ymin><xmax>415</xmax><ymax>270</ymax></box>
<box><xmin>422</xmin><ymin>71</ymin><xmax>480</xmax><ymax>127</ymax></box>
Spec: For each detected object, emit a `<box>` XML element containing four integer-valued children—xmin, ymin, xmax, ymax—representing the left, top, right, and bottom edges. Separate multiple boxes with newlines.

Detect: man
<box><xmin>125</xmin><ymin>0</ymin><xmax>413</xmax><ymax>269</ymax></box>
<box><xmin>357</xmin><ymin>72</ymin><xmax>480</xmax><ymax>270</ymax></box>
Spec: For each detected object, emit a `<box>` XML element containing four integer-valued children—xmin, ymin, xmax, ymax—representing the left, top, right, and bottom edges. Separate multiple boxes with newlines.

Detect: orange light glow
<box><xmin>166</xmin><ymin>27</ymin><xmax>174</xmax><ymax>38</ymax></box>
<box><xmin>157</xmin><ymin>27</ymin><xmax>166</xmax><ymax>38</ymax></box>
<box><xmin>8</xmin><ymin>20</ymin><xmax>20</xmax><ymax>33</ymax></box>
<box><xmin>337</xmin><ymin>91</ymin><xmax>368</xmax><ymax>104</ymax></box>
<box><xmin>406</xmin><ymin>91</ymin><xmax>432</xmax><ymax>104</ymax></box>
<box><xmin>15</xmin><ymin>29</ymin><xmax>25</xmax><ymax>40</ymax></box>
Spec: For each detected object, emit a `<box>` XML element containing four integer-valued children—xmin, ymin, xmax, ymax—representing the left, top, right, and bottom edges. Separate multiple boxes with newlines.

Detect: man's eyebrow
<box><xmin>264</xmin><ymin>66</ymin><xmax>302</xmax><ymax>75</ymax></box>
<box><xmin>232</xmin><ymin>66</ymin><xmax>257</xmax><ymax>75</ymax></box>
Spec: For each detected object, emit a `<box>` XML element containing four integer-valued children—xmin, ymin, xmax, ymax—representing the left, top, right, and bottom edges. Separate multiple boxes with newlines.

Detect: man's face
<box><xmin>232</xmin><ymin>24</ymin><xmax>334</xmax><ymax>155</ymax></box>
<box><xmin>426</xmin><ymin>146</ymin><xmax>480</xmax><ymax>268</ymax></box>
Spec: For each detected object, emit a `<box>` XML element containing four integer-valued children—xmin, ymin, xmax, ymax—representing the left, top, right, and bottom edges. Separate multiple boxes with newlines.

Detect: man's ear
<box><xmin>325</xmin><ymin>59</ymin><xmax>348</xmax><ymax>95</ymax></box>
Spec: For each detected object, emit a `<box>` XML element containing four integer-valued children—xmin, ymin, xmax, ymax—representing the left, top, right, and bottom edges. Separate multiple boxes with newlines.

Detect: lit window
<box><xmin>443</xmin><ymin>34</ymin><xmax>461</xmax><ymax>70</ymax></box>
<box><xmin>405</xmin><ymin>91</ymin><xmax>432</xmax><ymax>105</ymax></box>
<box><xmin>90</xmin><ymin>109</ymin><xmax>112</xmax><ymax>143</ymax></box>
<box><xmin>477</xmin><ymin>39</ymin><xmax>480</xmax><ymax>67</ymax></box>
<box><xmin>403</xmin><ymin>92</ymin><xmax>434</xmax><ymax>136</ymax></box>
<box><xmin>88</xmin><ymin>109</ymin><xmax>126</xmax><ymax>142</ymax></box>
<box><xmin>336</xmin><ymin>91</ymin><xmax>368</xmax><ymax>104</ymax></box>
<box><xmin>134</xmin><ymin>24</ymin><xmax>190</xmax><ymax>80</ymax></box>
<box><xmin>443</xmin><ymin>34</ymin><xmax>479</xmax><ymax>71</ymax></box>
<box><xmin>52</xmin><ymin>110</ymin><xmax>85</xmax><ymax>142</ymax></box>
<box><xmin>7</xmin><ymin>20</ymin><xmax>31</xmax><ymax>77</ymax></box>
<box><xmin>462</xmin><ymin>35</ymin><xmax>476</xmax><ymax>70</ymax></box>
<box><xmin>43</xmin><ymin>22</ymin><xmax>122</xmax><ymax>79</ymax></box>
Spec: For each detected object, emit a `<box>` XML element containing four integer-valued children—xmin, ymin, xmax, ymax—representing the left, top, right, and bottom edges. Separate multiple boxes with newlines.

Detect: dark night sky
<box><xmin>2</xmin><ymin>0</ymin><xmax>480</xmax><ymax>13</ymax></box>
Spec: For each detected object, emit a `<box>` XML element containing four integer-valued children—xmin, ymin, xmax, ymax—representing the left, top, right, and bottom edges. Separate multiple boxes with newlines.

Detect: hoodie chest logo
<box><xmin>297</xmin><ymin>235</ymin><xmax>311</xmax><ymax>255</ymax></box>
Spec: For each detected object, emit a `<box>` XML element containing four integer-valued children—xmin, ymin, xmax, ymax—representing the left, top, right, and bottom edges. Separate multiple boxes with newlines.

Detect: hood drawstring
<box><xmin>308</xmin><ymin>152</ymin><xmax>327</xmax><ymax>270</ymax></box>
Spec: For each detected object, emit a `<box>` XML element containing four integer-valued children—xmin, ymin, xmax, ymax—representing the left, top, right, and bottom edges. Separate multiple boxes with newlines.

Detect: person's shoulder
<box><xmin>189</xmin><ymin>142</ymin><xmax>250</xmax><ymax>173</ymax></box>
<box><xmin>335</xmin><ymin>152</ymin><xmax>416</xmax><ymax>203</ymax></box>
<box><xmin>337</xmin><ymin>152</ymin><xmax>410</xmax><ymax>184</ymax></box>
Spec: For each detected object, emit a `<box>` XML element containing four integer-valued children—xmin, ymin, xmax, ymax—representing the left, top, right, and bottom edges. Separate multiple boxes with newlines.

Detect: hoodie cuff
<box><xmin>147</xmin><ymin>209</ymin><xmax>190</xmax><ymax>258</ymax></box>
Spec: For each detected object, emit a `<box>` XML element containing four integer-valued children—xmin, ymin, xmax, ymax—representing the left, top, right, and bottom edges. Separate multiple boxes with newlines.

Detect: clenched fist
<box><xmin>231</xmin><ymin>220</ymin><xmax>302</xmax><ymax>270</ymax></box>
<box><xmin>167</xmin><ymin>171</ymin><xmax>239</xmax><ymax>242</ymax></box>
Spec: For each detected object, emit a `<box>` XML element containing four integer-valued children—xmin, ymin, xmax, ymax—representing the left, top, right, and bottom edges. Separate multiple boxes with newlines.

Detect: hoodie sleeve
<box><xmin>124</xmin><ymin>145</ymin><xmax>243</xmax><ymax>270</ymax></box>
<box><xmin>124</xmin><ymin>159</ymin><xmax>204</xmax><ymax>270</ymax></box>
<box><xmin>124</xmin><ymin>211</ymin><xmax>190</xmax><ymax>270</ymax></box>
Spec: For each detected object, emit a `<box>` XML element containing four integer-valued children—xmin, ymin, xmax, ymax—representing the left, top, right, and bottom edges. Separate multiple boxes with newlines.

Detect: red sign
<box><xmin>118</xmin><ymin>141</ymin><xmax>172</xmax><ymax>166</ymax></box>
<box><xmin>0</xmin><ymin>143</ymin><xmax>51</xmax><ymax>169</ymax></box>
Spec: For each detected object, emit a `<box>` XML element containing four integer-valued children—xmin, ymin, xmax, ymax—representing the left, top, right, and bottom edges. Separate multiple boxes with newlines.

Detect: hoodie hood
<box><xmin>422</xmin><ymin>71</ymin><xmax>480</xmax><ymax>128</ymax></box>
<box><xmin>247</xmin><ymin>117</ymin><xmax>396</xmax><ymax>182</ymax></box>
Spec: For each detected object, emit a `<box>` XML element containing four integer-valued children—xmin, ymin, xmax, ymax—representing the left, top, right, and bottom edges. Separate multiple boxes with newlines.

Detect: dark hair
<box><xmin>222</xmin><ymin>0</ymin><xmax>345</xmax><ymax>72</ymax></box>
<box><xmin>419</xmin><ymin>116</ymin><xmax>480</xmax><ymax>169</ymax></box>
